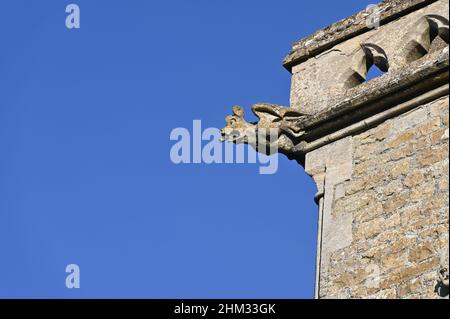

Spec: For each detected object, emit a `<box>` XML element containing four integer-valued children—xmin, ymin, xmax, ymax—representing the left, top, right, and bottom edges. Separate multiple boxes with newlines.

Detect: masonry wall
<box><xmin>309</xmin><ymin>97</ymin><xmax>449</xmax><ymax>299</ymax></box>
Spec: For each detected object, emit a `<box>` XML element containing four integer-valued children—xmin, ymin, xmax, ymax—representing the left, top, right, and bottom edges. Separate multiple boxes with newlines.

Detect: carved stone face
<box><xmin>220</xmin><ymin>107</ymin><xmax>257</xmax><ymax>144</ymax></box>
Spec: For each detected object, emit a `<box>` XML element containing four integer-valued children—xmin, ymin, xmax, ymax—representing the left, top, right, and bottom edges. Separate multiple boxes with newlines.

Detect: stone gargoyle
<box><xmin>220</xmin><ymin>103</ymin><xmax>308</xmax><ymax>158</ymax></box>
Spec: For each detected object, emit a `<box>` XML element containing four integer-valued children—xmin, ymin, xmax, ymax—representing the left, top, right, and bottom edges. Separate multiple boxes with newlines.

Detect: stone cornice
<box><xmin>283</xmin><ymin>0</ymin><xmax>439</xmax><ymax>72</ymax></box>
<box><xmin>290</xmin><ymin>48</ymin><xmax>449</xmax><ymax>159</ymax></box>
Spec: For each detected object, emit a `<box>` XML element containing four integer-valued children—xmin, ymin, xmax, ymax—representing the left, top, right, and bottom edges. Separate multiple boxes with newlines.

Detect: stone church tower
<box><xmin>221</xmin><ymin>0</ymin><xmax>449</xmax><ymax>298</ymax></box>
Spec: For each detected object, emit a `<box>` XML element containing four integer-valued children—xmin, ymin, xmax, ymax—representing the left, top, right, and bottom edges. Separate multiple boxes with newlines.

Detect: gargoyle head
<box><xmin>220</xmin><ymin>106</ymin><xmax>257</xmax><ymax>145</ymax></box>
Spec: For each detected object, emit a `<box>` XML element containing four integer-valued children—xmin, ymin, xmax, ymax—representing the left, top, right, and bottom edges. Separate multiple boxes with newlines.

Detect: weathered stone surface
<box><xmin>219</xmin><ymin>0</ymin><xmax>449</xmax><ymax>300</ymax></box>
<box><xmin>316</xmin><ymin>97</ymin><xmax>449</xmax><ymax>299</ymax></box>
<box><xmin>297</xmin><ymin>1</ymin><xmax>449</xmax><ymax>299</ymax></box>
<box><xmin>289</xmin><ymin>0</ymin><xmax>448</xmax><ymax>115</ymax></box>
<box><xmin>283</xmin><ymin>0</ymin><xmax>440</xmax><ymax>70</ymax></box>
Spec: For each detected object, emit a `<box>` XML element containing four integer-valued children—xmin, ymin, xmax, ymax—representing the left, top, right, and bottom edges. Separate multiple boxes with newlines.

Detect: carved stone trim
<box><xmin>283</xmin><ymin>0</ymin><xmax>439</xmax><ymax>71</ymax></box>
<box><xmin>295</xmin><ymin>84</ymin><xmax>449</xmax><ymax>154</ymax></box>
<box><xmin>340</xmin><ymin>44</ymin><xmax>390</xmax><ymax>89</ymax></box>
<box><xmin>298</xmin><ymin>48</ymin><xmax>449</xmax><ymax>135</ymax></box>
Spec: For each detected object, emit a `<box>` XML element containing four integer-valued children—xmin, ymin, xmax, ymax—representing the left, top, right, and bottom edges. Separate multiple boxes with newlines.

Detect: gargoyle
<box><xmin>220</xmin><ymin>103</ymin><xmax>308</xmax><ymax>157</ymax></box>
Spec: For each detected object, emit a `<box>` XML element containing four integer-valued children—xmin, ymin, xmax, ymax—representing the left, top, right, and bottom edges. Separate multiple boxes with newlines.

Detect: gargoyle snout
<box><xmin>220</xmin><ymin>127</ymin><xmax>243</xmax><ymax>142</ymax></box>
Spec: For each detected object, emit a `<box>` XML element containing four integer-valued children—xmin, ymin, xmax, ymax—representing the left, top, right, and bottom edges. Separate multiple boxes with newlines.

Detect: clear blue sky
<box><xmin>0</xmin><ymin>0</ymin><xmax>375</xmax><ymax>298</ymax></box>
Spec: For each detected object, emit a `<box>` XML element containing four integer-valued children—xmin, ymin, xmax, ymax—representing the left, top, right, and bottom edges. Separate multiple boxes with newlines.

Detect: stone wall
<box><xmin>293</xmin><ymin>0</ymin><xmax>450</xmax><ymax>299</ymax></box>
<box><xmin>307</xmin><ymin>97</ymin><xmax>449</xmax><ymax>298</ymax></box>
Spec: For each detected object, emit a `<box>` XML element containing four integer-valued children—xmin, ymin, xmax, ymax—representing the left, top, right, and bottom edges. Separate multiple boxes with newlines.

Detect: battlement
<box><xmin>283</xmin><ymin>0</ymin><xmax>441</xmax><ymax>69</ymax></box>
<box><xmin>286</xmin><ymin>0</ymin><xmax>448</xmax><ymax>116</ymax></box>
